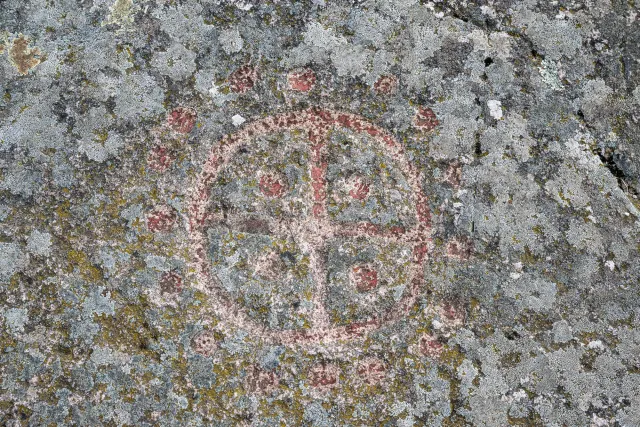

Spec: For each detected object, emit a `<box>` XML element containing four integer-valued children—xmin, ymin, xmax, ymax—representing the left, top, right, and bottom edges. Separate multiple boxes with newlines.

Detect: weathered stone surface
<box><xmin>1</xmin><ymin>1</ymin><xmax>639</xmax><ymax>425</ymax></box>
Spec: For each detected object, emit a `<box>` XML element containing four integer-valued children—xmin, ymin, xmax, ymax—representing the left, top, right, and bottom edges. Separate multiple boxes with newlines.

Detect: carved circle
<box><xmin>188</xmin><ymin>108</ymin><xmax>432</xmax><ymax>345</ymax></box>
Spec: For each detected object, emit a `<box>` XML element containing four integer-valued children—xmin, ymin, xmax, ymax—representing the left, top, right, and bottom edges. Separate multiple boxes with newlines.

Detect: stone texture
<box><xmin>1</xmin><ymin>1</ymin><xmax>639</xmax><ymax>425</ymax></box>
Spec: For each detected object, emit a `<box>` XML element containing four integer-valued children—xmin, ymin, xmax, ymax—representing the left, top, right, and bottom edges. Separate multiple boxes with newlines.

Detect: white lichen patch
<box><xmin>604</xmin><ymin>260</ymin><xmax>615</xmax><ymax>271</ymax></box>
<box><xmin>78</xmin><ymin>132</ymin><xmax>124</xmax><ymax>163</ymax></box>
<box><xmin>151</xmin><ymin>43</ymin><xmax>197</xmax><ymax>81</ymax></box>
<box><xmin>504</xmin><ymin>274</ymin><xmax>557</xmax><ymax>312</ymax></box>
<box><xmin>487</xmin><ymin>100</ymin><xmax>503</xmax><ymax>120</ymax></box>
<box><xmin>0</xmin><ymin>99</ymin><xmax>66</xmax><ymax>155</ymax></box>
<box><xmin>538</xmin><ymin>59</ymin><xmax>564</xmax><ymax>91</ymax></box>
<box><xmin>3</xmin><ymin>308</ymin><xmax>28</xmax><ymax>334</ymax></box>
<box><xmin>0</xmin><ymin>243</ymin><xmax>28</xmax><ymax>283</ymax></box>
<box><xmin>552</xmin><ymin>320</ymin><xmax>573</xmax><ymax>343</ymax></box>
<box><xmin>231</xmin><ymin>114</ymin><xmax>246</xmax><ymax>126</ymax></box>
<box><xmin>0</xmin><ymin>166</ymin><xmax>42</xmax><ymax>198</ymax></box>
<box><xmin>219</xmin><ymin>28</ymin><xmax>244</xmax><ymax>54</ymax></box>
<box><xmin>633</xmin><ymin>86</ymin><xmax>640</xmax><ymax>105</ymax></box>
<box><xmin>103</xmin><ymin>0</ymin><xmax>139</xmax><ymax>29</ymax></box>
<box><xmin>26</xmin><ymin>230</ymin><xmax>52</xmax><ymax>256</ymax></box>
<box><xmin>510</xmin><ymin>3</ymin><xmax>583</xmax><ymax>60</ymax></box>
<box><xmin>580</xmin><ymin>78</ymin><xmax>614</xmax><ymax>122</ymax></box>
<box><xmin>113</xmin><ymin>73</ymin><xmax>166</xmax><ymax>121</ymax></box>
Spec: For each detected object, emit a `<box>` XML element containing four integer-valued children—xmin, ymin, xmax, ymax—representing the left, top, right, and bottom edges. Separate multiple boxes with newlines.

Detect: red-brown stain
<box><xmin>373</xmin><ymin>75</ymin><xmax>398</xmax><ymax>95</ymax></box>
<box><xmin>147</xmin><ymin>145</ymin><xmax>173</xmax><ymax>172</ymax></box>
<box><xmin>310</xmin><ymin>155</ymin><xmax>328</xmax><ymax>217</ymax></box>
<box><xmin>446</xmin><ymin>236</ymin><xmax>474</xmax><ymax>261</ymax></box>
<box><xmin>253</xmin><ymin>251</ymin><xmax>286</xmax><ymax>280</ymax></box>
<box><xmin>167</xmin><ymin>107</ymin><xmax>197</xmax><ymax>134</ymax></box>
<box><xmin>259</xmin><ymin>174</ymin><xmax>287</xmax><ymax>198</ymax></box>
<box><xmin>356</xmin><ymin>358</ymin><xmax>387</xmax><ymax>385</ymax></box>
<box><xmin>414</xmin><ymin>107</ymin><xmax>440</xmax><ymax>131</ymax></box>
<box><xmin>192</xmin><ymin>330</ymin><xmax>218</xmax><ymax>357</ymax></box>
<box><xmin>348</xmin><ymin>176</ymin><xmax>370</xmax><ymax>200</ymax></box>
<box><xmin>159</xmin><ymin>271</ymin><xmax>183</xmax><ymax>294</ymax></box>
<box><xmin>288</xmin><ymin>68</ymin><xmax>316</xmax><ymax>92</ymax></box>
<box><xmin>228</xmin><ymin>65</ymin><xmax>259</xmax><ymax>93</ymax></box>
<box><xmin>443</xmin><ymin>160</ymin><xmax>462</xmax><ymax>188</ymax></box>
<box><xmin>147</xmin><ymin>205</ymin><xmax>177</xmax><ymax>233</ymax></box>
<box><xmin>438</xmin><ymin>301</ymin><xmax>466</xmax><ymax>329</ymax></box>
<box><xmin>345</xmin><ymin>319</ymin><xmax>379</xmax><ymax>337</ymax></box>
<box><xmin>246</xmin><ymin>366</ymin><xmax>279</xmax><ymax>394</ymax></box>
<box><xmin>351</xmin><ymin>265</ymin><xmax>378</xmax><ymax>292</ymax></box>
<box><xmin>309</xmin><ymin>363</ymin><xmax>340</xmax><ymax>390</ymax></box>
<box><xmin>419</xmin><ymin>334</ymin><xmax>444</xmax><ymax>358</ymax></box>
<box><xmin>415</xmin><ymin>195</ymin><xmax>431</xmax><ymax>225</ymax></box>
<box><xmin>412</xmin><ymin>243</ymin><xmax>429</xmax><ymax>263</ymax></box>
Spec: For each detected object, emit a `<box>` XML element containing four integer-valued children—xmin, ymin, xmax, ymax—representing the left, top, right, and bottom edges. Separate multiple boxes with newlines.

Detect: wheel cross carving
<box><xmin>188</xmin><ymin>108</ymin><xmax>432</xmax><ymax>345</ymax></box>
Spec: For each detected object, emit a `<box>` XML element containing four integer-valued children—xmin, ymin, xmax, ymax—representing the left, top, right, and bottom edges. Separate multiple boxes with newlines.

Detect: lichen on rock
<box><xmin>7</xmin><ymin>34</ymin><xmax>43</xmax><ymax>75</ymax></box>
<box><xmin>1</xmin><ymin>0</ymin><xmax>639</xmax><ymax>425</ymax></box>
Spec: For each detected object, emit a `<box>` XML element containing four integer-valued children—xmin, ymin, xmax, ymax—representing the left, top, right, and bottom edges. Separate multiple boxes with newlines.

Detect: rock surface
<box><xmin>1</xmin><ymin>1</ymin><xmax>639</xmax><ymax>425</ymax></box>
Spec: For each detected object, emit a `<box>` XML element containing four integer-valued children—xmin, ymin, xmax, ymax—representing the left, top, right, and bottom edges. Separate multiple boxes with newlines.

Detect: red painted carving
<box><xmin>288</xmin><ymin>68</ymin><xmax>316</xmax><ymax>92</ymax></box>
<box><xmin>167</xmin><ymin>107</ymin><xmax>197</xmax><ymax>134</ymax></box>
<box><xmin>373</xmin><ymin>75</ymin><xmax>398</xmax><ymax>95</ymax></box>
<box><xmin>229</xmin><ymin>65</ymin><xmax>259</xmax><ymax>94</ymax></box>
<box><xmin>187</xmin><ymin>108</ymin><xmax>472</xmax><ymax>346</ymax></box>
<box><xmin>351</xmin><ymin>265</ymin><xmax>379</xmax><ymax>292</ymax></box>
<box><xmin>414</xmin><ymin>107</ymin><xmax>440</xmax><ymax>131</ymax></box>
<box><xmin>147</xmin><ymin>205</ymin><xmax>177</xmax><ymax>233</ymax></box>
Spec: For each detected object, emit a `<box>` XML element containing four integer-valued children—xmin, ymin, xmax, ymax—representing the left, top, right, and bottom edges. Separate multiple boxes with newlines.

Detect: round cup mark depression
<box><xmin>188</xmin><ymin>108</ymin><xmax>435</xmax><ymax>345</ymax></box>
